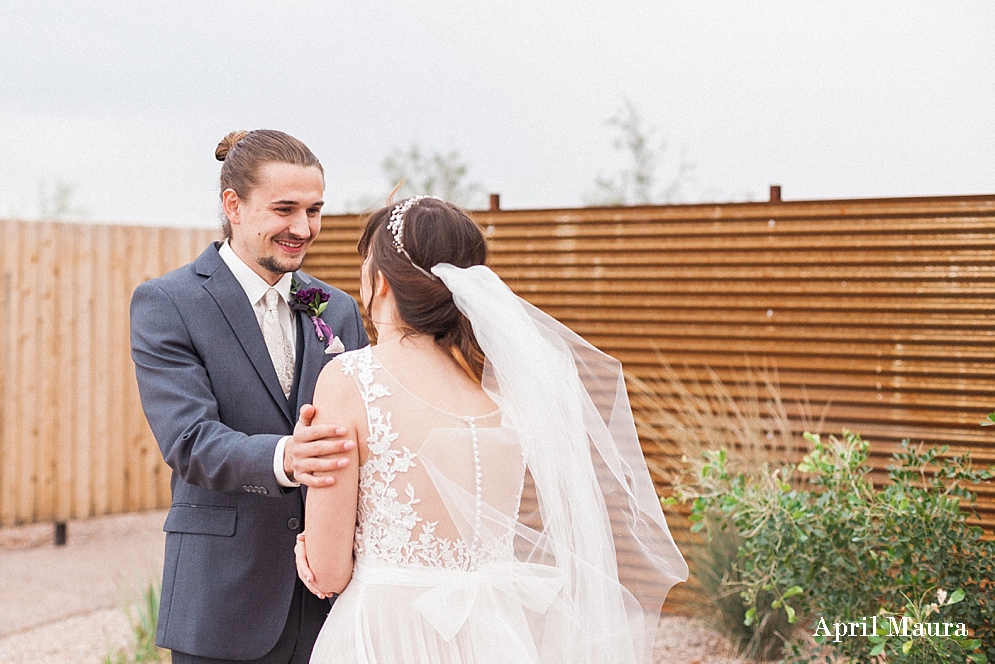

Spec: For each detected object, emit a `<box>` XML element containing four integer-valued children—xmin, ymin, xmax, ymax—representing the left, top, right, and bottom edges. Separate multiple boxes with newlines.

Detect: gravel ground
<box><xmin>0</xmin><ymin>607</ymin><xmax>745</xmax><ymax>664</ymax></box>
<box><xmin>0</xmin><ymin>610</ymin><xmax>744</xmax><ymax>664</ymax></box>
<box><xmin>0</xmin><ymin>608</ymin><xmax>133</xmax><ymax>664</ymax></box>
<box><xmin>0</xmin><ymin>511</ymin><xmax>744</xmax><ymax>663</ymax></box>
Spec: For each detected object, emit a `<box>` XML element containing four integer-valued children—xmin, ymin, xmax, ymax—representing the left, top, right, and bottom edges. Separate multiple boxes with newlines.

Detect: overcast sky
<box><xmin>1</xmin><ymin>1</ymin><xmax>993</xmax><ymax>228</ymax></box>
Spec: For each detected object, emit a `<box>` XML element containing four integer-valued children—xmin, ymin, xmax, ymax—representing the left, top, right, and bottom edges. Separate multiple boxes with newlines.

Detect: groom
<box><xmin>130</xmin><ymin>129</ymin><xmax>367</xmax><ymax>663</ymax></box>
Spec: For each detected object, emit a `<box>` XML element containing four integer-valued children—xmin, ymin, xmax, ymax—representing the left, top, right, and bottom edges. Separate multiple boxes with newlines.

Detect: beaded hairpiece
<box><xmin>387</xmin><ymin>195</ymin><xmax>443</xmax><ymax>280</ymax></box>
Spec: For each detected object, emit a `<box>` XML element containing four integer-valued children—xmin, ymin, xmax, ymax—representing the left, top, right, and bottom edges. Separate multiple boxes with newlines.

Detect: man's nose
<box><xmin>288</xmin><ymin>209</ymin><xmax>311</xmax><ymax>237</ymax></box>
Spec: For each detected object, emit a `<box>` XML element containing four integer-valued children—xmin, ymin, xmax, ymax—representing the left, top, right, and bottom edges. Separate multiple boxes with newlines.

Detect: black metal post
<box><xmin>54</xmin><ymin>521</ymin><xmax>67</xmax><ymax>546</ymax></box>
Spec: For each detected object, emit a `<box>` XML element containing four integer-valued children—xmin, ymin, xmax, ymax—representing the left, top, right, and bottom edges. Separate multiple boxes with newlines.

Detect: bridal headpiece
<box><xmin>387</xmin><ymin>195</ymin><xmax>443</xmax><ymax>281</ymax></box>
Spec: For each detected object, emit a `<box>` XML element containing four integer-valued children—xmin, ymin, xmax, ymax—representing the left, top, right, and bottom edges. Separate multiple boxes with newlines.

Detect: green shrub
<box><xmin>630</xmin><ymin>361</ymin><xmax>818</xmax><ymax>658</ymax></box>
<box><xmin>104</xmin><ymin>579</ymin><xmax>169</xmax><ymax>664</ymax></box>
<box><xmin>687</xmin><ymin>432</ymin><xmax>994</xmax><ymax>663</ymax></box>
<box><xmin>690</xmin><ymin>517</ymin><xmax>797</xmax><ymax>660</ymax></box>
<box><xmin>630</xmin><ymin>360</ymin><xmax>819</xmax><ymax>658</ymax></box>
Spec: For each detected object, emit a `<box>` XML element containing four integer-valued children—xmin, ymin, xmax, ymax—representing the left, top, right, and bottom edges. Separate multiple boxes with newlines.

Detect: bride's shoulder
<box><xmin>314</xmin><ymin>346</ymin><xmax>371</xmax><ymax>405</ymax></box>
<box><xmin>333</xmin><ymin>344</ymin><xmax>373</xmax><ymax>369</ymax></box>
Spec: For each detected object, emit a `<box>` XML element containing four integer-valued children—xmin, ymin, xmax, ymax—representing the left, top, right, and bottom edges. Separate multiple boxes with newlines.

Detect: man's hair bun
<box><xmin>215</xmin><ymin>130</ymin><xmax>250</xmax><ymax>161</ymax></box>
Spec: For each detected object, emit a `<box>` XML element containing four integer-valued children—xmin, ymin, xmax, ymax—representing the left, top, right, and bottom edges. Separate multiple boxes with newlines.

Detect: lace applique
<box><xmin>342</xmin><ymin>347</ymin><xmax>489</xmax><ymax>571</ymax></box>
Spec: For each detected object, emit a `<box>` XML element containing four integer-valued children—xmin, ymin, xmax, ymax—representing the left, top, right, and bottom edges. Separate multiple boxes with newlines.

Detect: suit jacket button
<box><xmin>288</xmin><ymin>518</ymin><xmax>301</xmax><ymax>530</ymax></box>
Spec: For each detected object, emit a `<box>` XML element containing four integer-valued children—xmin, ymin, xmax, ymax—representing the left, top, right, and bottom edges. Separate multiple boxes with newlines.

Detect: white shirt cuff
<box><xmin>274</xmin><ymin>435</ymin><xmax>300</xmax><ymax>487</ymax></box>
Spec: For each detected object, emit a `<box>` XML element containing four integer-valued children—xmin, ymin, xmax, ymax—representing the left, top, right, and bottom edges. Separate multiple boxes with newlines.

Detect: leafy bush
<box><xmin>690</xmin><ymin>517</ymin><xmax>798</xmax><ymax>660</ymax></box>
<box><xmin>687</xmin><ymin>432</ymin><xmax>994</xmax><ymax>662</ymax></box>
<box><xmin>629</xmin><ymin>361</ymin><xmax>819</xmax><ymax>657</ymax></box>
<box><xmin>104</xmin><ymin>579</ymin><xmax>169</xmax><ymax>664</ymax></box>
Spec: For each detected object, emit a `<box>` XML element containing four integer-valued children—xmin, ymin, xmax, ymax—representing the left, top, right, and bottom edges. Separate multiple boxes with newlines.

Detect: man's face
<box><xmin>226</xmin><ymin>161</ymin><xmax>325</xmax><ymax>284</ymax></box>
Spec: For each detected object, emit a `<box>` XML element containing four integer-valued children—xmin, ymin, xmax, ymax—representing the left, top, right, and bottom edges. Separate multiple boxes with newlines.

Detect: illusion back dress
<box><xmin>309</xmin><ymin>346</ymin><xmax>561</xmax><ymax>663</ymax></box>
<box><xmin>310</xmin><ymin>265</ymin><xmax>687</xmax><ymax>664</ymax></box>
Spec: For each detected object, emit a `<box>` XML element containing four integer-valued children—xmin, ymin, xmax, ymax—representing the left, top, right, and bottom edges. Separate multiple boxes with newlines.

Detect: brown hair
<box><xmin>358</xmin><ymin>198</ymin><xmax>488</xmax><ymax>383</ymax></box>
<box><xmin>215</xmin><ymin>129</ymin><xmax>323</xmax><ymax>240</ymax></box>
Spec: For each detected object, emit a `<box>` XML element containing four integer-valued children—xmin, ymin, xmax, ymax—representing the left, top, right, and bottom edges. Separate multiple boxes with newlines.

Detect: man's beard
<box><xmin>258</xmin><ymin>254</ymin><xmax>305</xmax><ymax>276</ymax></box>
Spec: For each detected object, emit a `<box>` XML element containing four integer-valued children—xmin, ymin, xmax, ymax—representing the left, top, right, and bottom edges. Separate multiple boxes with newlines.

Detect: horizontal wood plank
<box><xmin>307</xmin><ymin>195</ymin><xmax>995</xmax><ymax>614</ymax></box>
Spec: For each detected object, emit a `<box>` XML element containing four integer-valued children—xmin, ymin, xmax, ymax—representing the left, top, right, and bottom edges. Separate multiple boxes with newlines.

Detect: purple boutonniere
<box><xmin>290</xmin><ymin>280</ymin><xmax>344</xmax><ymax>353</ymax></box>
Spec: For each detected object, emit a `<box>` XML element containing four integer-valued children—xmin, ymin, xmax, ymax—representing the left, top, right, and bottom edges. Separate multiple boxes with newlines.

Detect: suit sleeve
<box><xmin>130</xmin><ymin>280</ymin><xmax>284</xmax><ymax>496</ymax></box>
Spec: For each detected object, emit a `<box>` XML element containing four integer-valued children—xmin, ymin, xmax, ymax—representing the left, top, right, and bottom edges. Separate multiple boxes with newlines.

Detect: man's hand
<box><xmin>284</xmin><ymin>404</ymin><xmax>356</xmax><ymax>488</ymax></box>
<box><xmin>295</xmin><ymin>532</ymin><xmax>328</xmax><ymax>599</ymax></box>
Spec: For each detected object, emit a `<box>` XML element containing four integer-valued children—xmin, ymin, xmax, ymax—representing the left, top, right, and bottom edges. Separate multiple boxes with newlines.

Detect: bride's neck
<box><xmin>374</xmin><ymin>326</ymin><xmax>433</xmax><ymax>349</ymax></box>
<box><xmin>369</xmin><ymin>291</ymin><xmax>435</xmax><ymax>350</ymax></box>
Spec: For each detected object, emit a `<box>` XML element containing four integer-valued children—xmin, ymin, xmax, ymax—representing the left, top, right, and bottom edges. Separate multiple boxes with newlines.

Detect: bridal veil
<box><xmin>430</xmin><ymin>263</ymin><xmax>688</xmax><ymax>663</ymax></box>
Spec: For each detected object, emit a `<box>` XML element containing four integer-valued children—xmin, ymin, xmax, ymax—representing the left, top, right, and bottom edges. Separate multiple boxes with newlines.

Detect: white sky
<box><xmin>1</xmin><ymin>0</ymin><xmax>993</xmax><ymax>227</ymax></box>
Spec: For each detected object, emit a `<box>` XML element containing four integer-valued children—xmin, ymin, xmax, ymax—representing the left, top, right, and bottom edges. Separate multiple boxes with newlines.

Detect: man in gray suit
<box><xmin>130</xmin><ymin>129</ymin><xmax>367</xmax><ymax>663</ymax></box>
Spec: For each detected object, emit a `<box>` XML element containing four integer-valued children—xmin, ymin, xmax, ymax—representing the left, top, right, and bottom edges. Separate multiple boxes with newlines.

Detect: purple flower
<box><xmin>290</xmin><ymin>287</ymin><xmax>330</xmax><ymax>312</ymax></box>
<box><xmin>311</xmin><ymin>316</ymin><xmax>332</xmax><ymax>342</ymax></box>
<box><xmin>290</xmin><ymin>279</ymin><xmax>335</xmax><ymax>345</ymax></box>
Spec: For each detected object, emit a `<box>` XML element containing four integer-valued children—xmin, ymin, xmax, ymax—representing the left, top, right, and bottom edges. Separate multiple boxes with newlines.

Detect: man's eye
<box><xmin>276</xmin><ymin>207</ymin><xmax>292</xmax><ymax>214</ymax></box>
<box><xmin>307</xmin><ymin>208</ymin><xmax>322</xmax><ymax>216</ymax></box>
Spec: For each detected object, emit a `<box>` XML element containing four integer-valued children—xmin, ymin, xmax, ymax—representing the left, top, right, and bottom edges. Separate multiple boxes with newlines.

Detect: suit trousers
<box><xmin>170</xmin><ymin>578</ymin><xmax>330</xmax><ymax>664</ymax></box>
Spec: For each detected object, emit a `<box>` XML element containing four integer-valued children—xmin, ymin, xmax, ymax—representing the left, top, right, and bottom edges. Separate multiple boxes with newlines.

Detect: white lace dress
<box><xmin>309</xmin><ymin>347</ymin><xmax>562</xmax><ymax>663</ymax></box>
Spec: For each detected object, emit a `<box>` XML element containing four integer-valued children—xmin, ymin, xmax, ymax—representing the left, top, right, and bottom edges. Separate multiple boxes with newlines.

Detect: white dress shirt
<box><xmin>218</xmin><ymin>241</ymin><xmax>300</xmax><ymax>487</ymax></box>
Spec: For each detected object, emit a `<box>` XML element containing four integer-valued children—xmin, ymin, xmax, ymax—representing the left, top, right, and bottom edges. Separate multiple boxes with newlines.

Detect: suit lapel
<box><xmin>200</xmin><ymin>247</ymin><xmax>294</xmax><ymax>426</ymax></box>
<box><xmin>294</xmin><ymin>271</ymin><xmax>327</xmax><ymax>408</ymax></box>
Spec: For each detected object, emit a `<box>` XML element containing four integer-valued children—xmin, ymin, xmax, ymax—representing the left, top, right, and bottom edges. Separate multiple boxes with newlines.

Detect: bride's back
<box><xmin>343</xmin><ymin>341</ymin><xmax>525</xmax><ymax>571</ymax></box>
<box><xmin>308</xmin><ymin>197</ymin><xmax>684</xmax><ymax>663</ymax></box>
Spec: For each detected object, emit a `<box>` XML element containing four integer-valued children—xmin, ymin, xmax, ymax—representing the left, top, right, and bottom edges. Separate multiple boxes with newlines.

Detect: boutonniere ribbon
<box><xmin>290</xmin><ymin>280</ymin><xmax>345</xmax><ymax>354</ymax></box>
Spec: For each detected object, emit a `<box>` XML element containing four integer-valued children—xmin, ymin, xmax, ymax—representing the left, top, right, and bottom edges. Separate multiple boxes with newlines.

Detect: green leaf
<box><xmin>782</xmin><ymin>585</ymin><xmax>803</xmax><ymax>599</ymax></box>
<box><xmin>869</xmin><ymin>642</ymin><xmax>885</xmax><ymax>656</ymax></box>
<box><xmin>902</xmin><ymin>638</ymin><xmax>913</xmax><ymax>654</ymax></box>
<box><xmin>744</xmin><ymin>607</ymin><xmax>756</xmax><ymax>627</ymax></box>
<box><xmin>981</xmin><ymin>412</ymin><xmax>995</xmax><ymax>426</ymax></box>
<box><xmin>949</xmin><ymin>588</ymin><xmax>966</xmax><ymax>604</ymax></box>
<box><xmin>660</xmin><ymin>497</ymin><xmax>677</xmax><ymax>506</ymax></box>
<box><xmin>784</xmin><ymin>604</ymin><xmax>796</xmax><ymax>623</ymax></box>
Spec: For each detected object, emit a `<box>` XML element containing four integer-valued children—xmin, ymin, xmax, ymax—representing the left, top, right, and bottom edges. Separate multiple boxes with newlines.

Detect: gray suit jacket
<box><xmin>130</xmin><ymin>242</ymin><xmax>367</xmax><ymax>659</ymax></box>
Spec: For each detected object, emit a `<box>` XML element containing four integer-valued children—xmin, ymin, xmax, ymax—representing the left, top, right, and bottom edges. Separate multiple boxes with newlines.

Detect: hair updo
<box><xmin>215</xmin><ymin>129</ymin><xmax>323</xmax><ymax>240</ymax></box>
<box><xmin>358</xmin><ymin>198</ymin><xmax>489</xmax><ymax>383</ymax></box>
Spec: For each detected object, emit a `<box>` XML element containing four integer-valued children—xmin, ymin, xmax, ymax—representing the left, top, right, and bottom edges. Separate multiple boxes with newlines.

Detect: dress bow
<box><xmin>412</xmin><ymin>562</ymin><xmax>564</xmax><ymax>641</ymax></box>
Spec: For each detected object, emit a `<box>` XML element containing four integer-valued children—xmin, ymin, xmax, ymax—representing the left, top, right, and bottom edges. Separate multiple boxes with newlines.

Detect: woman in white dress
<box><xmin>297</xmin><ymin>196</ymin><xmax>687</xmax><ymax>663</ymax></box>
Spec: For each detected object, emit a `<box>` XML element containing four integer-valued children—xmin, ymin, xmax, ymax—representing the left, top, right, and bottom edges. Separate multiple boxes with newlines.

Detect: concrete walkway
<box><xmin>0</xmin><ymin>509</ymin><xmax>743</xmax><ymax>663</ymax></box>
<box><xmin>0</xmin><ymin>510</ymin><xmax>166</xmax><ymax>639</ymax></box>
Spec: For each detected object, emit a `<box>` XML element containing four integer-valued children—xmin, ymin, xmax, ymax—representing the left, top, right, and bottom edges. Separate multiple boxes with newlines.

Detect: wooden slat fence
<box><xmin>0</xmin><ymin>219</ymin><xmax>217</xmax><ymax>526</ymax></box>
<box><xmin>304</xmin><ymin>194</ymin><xmax>995</xmax><ymax>611</ymax></box>
<box><xmin>3</xmin><ymin>195</ymin><xmax>994</xmax><ymax>612</ymax></box>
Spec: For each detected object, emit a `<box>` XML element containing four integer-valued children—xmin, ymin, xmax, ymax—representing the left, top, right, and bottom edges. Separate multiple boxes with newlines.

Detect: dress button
<box><xmin>288</xmin><ymin>518</ymin><xmax>301</xmax><ymax>530</ymax></box>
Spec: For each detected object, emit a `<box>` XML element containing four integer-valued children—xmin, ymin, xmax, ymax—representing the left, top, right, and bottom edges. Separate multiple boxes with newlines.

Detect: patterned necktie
<box><xmin>262</xmin><ymin>288</ymin><xmax>294</xmax><ymax>398</ymax></box>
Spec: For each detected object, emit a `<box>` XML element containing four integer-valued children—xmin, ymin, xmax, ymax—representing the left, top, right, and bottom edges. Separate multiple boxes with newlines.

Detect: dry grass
<box><xmin>627</xmin><ymin>357</ymin><xmax>828</xmax><ymax>661</ymax></box>
<box><xmin>627</xmin><ymin>359</ymin><xmax>825</xmax><ymax>498</ymax></box>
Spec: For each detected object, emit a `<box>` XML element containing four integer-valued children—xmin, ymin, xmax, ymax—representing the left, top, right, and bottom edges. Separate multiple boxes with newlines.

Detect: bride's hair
<box><xmin>358</xmin><ymin>198</ymin><xmax>488</xmax><ymax>383</ymax></box>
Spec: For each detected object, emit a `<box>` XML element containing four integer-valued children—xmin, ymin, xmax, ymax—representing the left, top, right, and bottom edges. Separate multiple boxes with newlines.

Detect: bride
<box><xmin>296</xmin><ymin>196</ymin><xmax>687</xmax><ymax>663</ymax></box>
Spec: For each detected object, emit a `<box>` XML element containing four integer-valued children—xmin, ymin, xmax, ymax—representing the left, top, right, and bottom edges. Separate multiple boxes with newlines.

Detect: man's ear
<box><xmin>222</xmin><ymin>189</ymin><xmax>241</xmax><ymax>227</ymax></box>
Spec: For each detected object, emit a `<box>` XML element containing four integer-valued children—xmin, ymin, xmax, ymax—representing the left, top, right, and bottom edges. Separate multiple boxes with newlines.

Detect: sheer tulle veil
<box><xmin>431</xmin><ymin>263</ymin><xmax>688</xmax><ymax>662</ymax></box>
